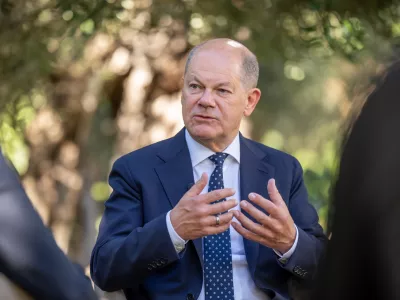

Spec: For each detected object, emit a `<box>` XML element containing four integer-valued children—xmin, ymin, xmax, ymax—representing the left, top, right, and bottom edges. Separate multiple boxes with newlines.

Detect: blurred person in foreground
<box><xmin>312</xmin><ymin>62</ymin><xmax>400</xmax><ymax>299</ymax></box>
<box><xmin>0</xmin><ymin>150</ymin><xmax>98</xmax><ymax>300</ymax></box>
<box><xmin>91</xmin><ymin>38</ymin><xmax>327</xmax><ymax>300</ymax></box>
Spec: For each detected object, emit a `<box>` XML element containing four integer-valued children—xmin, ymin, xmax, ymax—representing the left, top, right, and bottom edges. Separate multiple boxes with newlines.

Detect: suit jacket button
<box><xmin>186</xmin><ymin>293</ymin><xmax>195</xmax><ymax>300</ymax></box>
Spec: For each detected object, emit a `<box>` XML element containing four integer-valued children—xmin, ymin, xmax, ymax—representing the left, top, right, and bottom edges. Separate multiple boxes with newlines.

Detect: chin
<box><xmin>187</xmin><ymin>125</ymin><xmax>218</xmax><ymax>140</ymax></box>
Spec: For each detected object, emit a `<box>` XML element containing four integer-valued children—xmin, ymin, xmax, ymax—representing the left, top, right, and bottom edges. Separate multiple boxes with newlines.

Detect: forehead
<box><xmin>186</xmin><ymin>49</ymin><xmax>242</xmax><ymax>84</ymax></box>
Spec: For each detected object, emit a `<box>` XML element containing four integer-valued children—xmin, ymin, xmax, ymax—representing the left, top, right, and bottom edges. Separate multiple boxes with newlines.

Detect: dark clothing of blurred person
<box><xmin>312</xmin><ymin>62</ymin><xmax>400</xmax><ymax>299</ymax></box>
<box><xmin>0</xmin><ymin>150</ymin><xmax>98</xmax><ymax>300</ymax></box>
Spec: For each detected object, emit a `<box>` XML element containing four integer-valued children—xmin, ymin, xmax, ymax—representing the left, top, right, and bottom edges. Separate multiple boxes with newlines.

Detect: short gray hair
<box><xmin>184</xmin><ymin>42</ymin><xmax>259</xmax><ymax>89</ymax></box>
<box><xmin>240</xmin><ymin>51</ymin><xmax>259</xmax><ymax>89</ymax></box>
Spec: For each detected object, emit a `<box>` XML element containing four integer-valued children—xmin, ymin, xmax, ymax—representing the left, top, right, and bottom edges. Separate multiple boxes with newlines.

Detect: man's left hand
<box><xmin>232</xmin><ymin>179</ymin><xmax>296</xmax><ymax>254</ymax></box>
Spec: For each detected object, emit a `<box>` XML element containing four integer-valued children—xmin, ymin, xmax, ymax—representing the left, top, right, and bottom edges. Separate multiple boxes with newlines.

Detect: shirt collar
<box><xmin>185</xmin><ymin>129</ymin><xmax>240</xmax><ymax>167</ymax></box>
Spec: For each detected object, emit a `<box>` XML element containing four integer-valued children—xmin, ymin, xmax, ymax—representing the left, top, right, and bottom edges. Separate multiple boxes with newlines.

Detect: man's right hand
<box><xmin>170</xmin><ymin>173</ymin><xmax>237</xmax><ymax>241</ymax></box>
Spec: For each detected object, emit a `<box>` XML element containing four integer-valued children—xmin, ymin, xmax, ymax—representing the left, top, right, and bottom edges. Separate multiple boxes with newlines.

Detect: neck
<box><xmin>193</xmin><ymin>133</ymin><xmax>238</xmax><ymax>153</ymax></box>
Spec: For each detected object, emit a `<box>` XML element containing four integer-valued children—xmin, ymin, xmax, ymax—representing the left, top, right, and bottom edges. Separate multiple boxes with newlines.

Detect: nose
<box><xmin>198</xmin><ymin>89</ymin><xmax>215</xmax><ymax>108</ymax></box>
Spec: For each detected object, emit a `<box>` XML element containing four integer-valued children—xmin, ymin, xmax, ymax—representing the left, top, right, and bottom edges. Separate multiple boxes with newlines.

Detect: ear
<box><xmin>243</xmin><ymin>88</ymin><xmax>261</xmax><ymax>117</ymax></box>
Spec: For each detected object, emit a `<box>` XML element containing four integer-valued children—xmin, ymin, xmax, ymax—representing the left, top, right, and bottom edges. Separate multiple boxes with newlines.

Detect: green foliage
<box><xmin>91</xmin><ymin>181</ymin><xmax>111</xmax><ymax>202</ymax></box>
<box><xmin>2</xmin><ymin>0</ymin><xmax>400</xmax><ymax>232</ymax></box>
<box><xmin>0</xmin><ymin>0</ymin><xmax>125</xmax><ymax>110</ymax></box>
<box><xmin>0</xmin><ymin>124</ymin><xmax>29</xmax><ymax>174</ymax></box>
<box><xmin>0</xmin><ymin>102</ymin><xmax>33</xmax><ymax>174</ymax></box>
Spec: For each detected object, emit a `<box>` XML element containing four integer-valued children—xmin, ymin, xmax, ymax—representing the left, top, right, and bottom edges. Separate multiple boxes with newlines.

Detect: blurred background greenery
<box><xmin>0</xmin><ymin>0</ymin><xmax>398</xmax><ymax>275</ymax></box>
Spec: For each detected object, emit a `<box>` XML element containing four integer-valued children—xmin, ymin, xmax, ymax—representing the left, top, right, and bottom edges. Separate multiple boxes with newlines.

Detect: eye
<box><xmin>218</xmin><ymin>89</ymin><xmax>230</xmax><ymax>94</ymax></box>
<box><xmin>189</xmin><ymin>83</ymin><xmax>201</xmax><ymax>90</ymax></box>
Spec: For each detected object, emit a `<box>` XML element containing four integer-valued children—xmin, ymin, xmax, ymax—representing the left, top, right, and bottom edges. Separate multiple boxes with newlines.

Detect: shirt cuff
<box><xmin>273</xmin><ymin>225</ymin><xmax>299</xmax><ymax>263</ymax></box>
<box><xmin>166</xmin><ymin>210</ymin><xmax>187</xmax><ymax>253</ymax></box>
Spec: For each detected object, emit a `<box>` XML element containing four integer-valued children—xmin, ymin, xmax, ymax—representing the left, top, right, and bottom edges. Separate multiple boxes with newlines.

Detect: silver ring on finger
<box><xmin>215</xmin><ymin>215</ymin><xmax>220</xmax><ymax>226</ymax></box>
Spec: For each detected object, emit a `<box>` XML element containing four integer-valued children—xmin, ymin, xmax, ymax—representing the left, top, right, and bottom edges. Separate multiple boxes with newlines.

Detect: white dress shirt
<box><xmin>166</xmin><ymin>129</ymin><xmax>298</xmax><ymax>300</ymax></box>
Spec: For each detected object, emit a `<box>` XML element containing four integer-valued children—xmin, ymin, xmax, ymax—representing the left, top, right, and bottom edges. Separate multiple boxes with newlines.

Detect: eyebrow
<box><xmin>192</xmin><ymin>76</ymin><xmax>233</xmax><ymax>88</ymax></box>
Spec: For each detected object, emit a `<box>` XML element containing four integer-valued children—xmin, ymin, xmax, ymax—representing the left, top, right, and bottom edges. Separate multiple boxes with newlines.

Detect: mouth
<box><xmin>193</xmin><ymin>114</ymin><xmax>216</xmax><ymax>120</ymax></box>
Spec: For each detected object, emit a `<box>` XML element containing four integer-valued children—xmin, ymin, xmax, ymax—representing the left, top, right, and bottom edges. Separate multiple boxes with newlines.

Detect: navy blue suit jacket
<box><xmin>0</xmin><ymin>151</ymin><xmax>97</xmax><ymax>300</ymax></box>
<box><xmin>91</xmin><ymin>129</ymin><xmax>326</xmax><ymax>300</ymax></box>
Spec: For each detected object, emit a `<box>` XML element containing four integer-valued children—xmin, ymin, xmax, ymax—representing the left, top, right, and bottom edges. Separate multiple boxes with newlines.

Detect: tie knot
<box><xmin>209</xmin><ymin>152</ymin><xmax>228</xmax><ymax>167</ymax></box>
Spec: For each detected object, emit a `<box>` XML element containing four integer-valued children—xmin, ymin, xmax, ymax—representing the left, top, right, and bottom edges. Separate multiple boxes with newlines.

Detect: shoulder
<box><xmin>111</xmin><ymin>136</ymin><xmax>175</xmax><ymax>173</ymax></box>
<box><xmin>244</xmin><ymin>137</ymin><xmax>300</xmax><ymax>167</ymax></box>
<box><xmin>242</xmin><ymin>137</ymin><xmax>304</xmax><ymax>182</ymax></box>
<box><xmin>0</xmin><ymin>150</ymin><xmax>24</xmax><ymax>189</ymax></box>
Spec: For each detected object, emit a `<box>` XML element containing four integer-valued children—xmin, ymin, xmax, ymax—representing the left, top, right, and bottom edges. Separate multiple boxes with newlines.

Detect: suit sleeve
<box><xmin>278</xmin><ymin>158</ymin><xmax>328</xmax><ymax>279</ymax></box>
<box><xmin>90</xmin><ymin>157</ymin><xmax>180</xmax><ymax>292</ymax></box>
<box><xmin>0</xmin><ymin>152</ymin><xmax>97</xmax><ymax>300</ymax></box>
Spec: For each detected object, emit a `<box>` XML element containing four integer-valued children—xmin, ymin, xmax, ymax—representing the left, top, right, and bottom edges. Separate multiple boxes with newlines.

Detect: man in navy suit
<box><xmin>91</xmin><ymin>38</ymin><xmax>327</xmax><ymax>300</ymax></box>
<box><xmin>0</xmin><ymin>150</ymin><xmax>98</xmax><ymax>300</ymax></box>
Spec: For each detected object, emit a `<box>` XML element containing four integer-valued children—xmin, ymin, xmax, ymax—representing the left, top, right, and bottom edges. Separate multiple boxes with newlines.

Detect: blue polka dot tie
<box><xmin>204</xmin><ymin>152</ymin><xmax>234</xmax><ymax>300</ymax></box>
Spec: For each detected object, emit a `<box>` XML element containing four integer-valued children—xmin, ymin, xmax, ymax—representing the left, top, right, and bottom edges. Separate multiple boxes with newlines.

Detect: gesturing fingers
<box><xmin>205</xmin><ymin>221</ymin><xmax>232</xmax><ymax>236</ymax></box>
<box><xmin>208</xmin><ymin>199</ymin><xmax>238</xmax><ymax>215</ymax></box>
<box><xmin>231</xmin><ymin>221</ymin><xmax>264</xmax><ymax>245</ymax></box>
<box><xmin>247</xmin><ymin>193</ymin><xmax>279</xmax><ymax>217</ymax></box>
<box><xmin>267</xmin><ymin>179</ymin><xmax>285</xmax><ymax>206</ymax></box>
<box><xmin>201</xmin><ymin>188</ymin><xmax>235</xmax><ymax>204</ymax></box>
<box><xmin>185</xmin><ymin>173</ymin><xmax>208</xmax><ymax>197</ymax></box>
<box><xmin>232</xmin><ymin>210</ymin><xmax>269</xmax><ymax>237</ymax></box>
<box><xmin>201</xmin><ymin>212</ymin><xmax>234</xmax><ymax>227</ymax></box>
<box><xmin>240</xmin><ymin>200</ymin><xmax>276</xmax><ymax>228</ymax></box>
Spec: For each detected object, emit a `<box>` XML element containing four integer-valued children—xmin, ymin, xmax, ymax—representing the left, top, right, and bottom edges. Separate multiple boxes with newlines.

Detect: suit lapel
<box><xmin>155</xmin><ymin>129</ymin><xmax>194</xmax><ymax>209</ymax></box>
<box><xmin>154</xmin><ymin>129</ymin><xmax>203</xmax><ymax>267</ymax></box>
<box><xmin>154</xmin><ymin>131</ymin><xmax>276</xmax><ymax>272</ymax></box>
<box><xmin>239</xmin><ymin>134</ymin><xmax>275</xmax><ymax>276</ymax></box>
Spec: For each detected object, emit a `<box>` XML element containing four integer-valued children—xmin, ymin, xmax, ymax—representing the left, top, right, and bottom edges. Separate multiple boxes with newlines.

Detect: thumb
<box><xmin>267</xmin><ymin>178</ymin><xmax>284</xmax><ymax>205</ymax></box>
<box><xmin>186</xmin><ymin>172</ymin><xmax>208</xmax><ymax>197</ymax></box>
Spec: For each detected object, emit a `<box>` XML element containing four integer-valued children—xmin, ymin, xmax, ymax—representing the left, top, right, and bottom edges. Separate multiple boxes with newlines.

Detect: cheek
<box><xmin>182</xmin><ymin>96</ymin><xmax>196</xmax><ymax>116</ymax></box>
<box><xmin>219</xmin><ymin>102</ymin><xmax>245</xmax><ymax>123</ymax></box>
